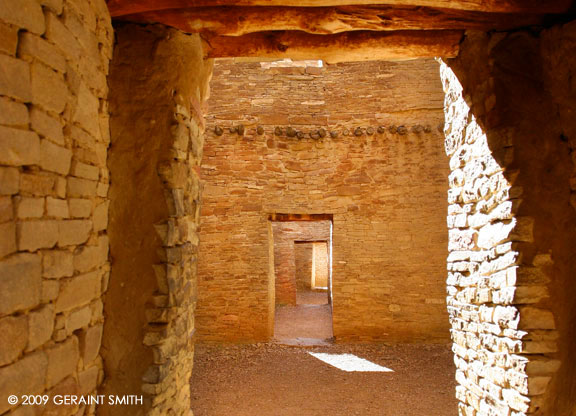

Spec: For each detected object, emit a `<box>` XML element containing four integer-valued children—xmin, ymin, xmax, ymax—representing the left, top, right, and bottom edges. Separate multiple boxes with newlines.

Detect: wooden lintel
<box><xmin>203</xmin><ymin>30</ymin><xmax>462</xmax><ymax>63</ymax></box>
<box><xmin>107</xmin><ymin>0</ymin><xmax>573</xmax><ymax>18</ymax></box>
<box><xmin>120</xmin><ymin>5</ymin><xmax>546</xmax><ymax>36</ymax></box>
<box><xmin>269</xmin><ymin>214</ymin><xmax>334</xmax><ymax>222</ymax></box>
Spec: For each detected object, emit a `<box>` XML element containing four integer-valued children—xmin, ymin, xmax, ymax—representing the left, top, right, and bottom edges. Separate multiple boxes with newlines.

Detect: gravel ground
<box><xmin>190</xmin><ymin>342</ymin><xmax>458</xmax><ymax>416</ymax></box>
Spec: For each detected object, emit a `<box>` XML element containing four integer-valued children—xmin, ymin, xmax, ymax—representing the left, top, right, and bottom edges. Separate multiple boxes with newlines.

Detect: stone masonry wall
<box><xmin>313</xmin><ymin>242</ymin><xmax>329</xmax><ymax>289</ymax></box>
<box><xmin>272</xmin><ymin>221</ymin><xmax>331</xmax><ymax>305</ymax></box>
<box><xmin>295</xmin><ymin>242</ymin><xmax>313</xmax><ymax>291</ymax></box>
<box><xmin>104</xmin><ymin>24</ymin><xmax>212</xmax><ymax>416</ymax></box>
<box><xmin>197</xmin><ymin>59</ymin><xmax>451</xmax><ymax>342</ymax></box>
<box><xmin>0</xmin><ymin>0</ymin><xmax>113</xmax><ymax>414</ymax></box>
<box><xmin>441</xmin><ymin>20</ymin><xmax>576</xmax><ymax>416</ymax></box>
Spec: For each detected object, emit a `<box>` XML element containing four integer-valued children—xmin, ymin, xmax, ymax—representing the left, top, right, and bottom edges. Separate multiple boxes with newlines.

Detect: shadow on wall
<box><xmin>440</xmin><ymin>55</ymin><xmax>565</xmax><ymax>415</ymax></box>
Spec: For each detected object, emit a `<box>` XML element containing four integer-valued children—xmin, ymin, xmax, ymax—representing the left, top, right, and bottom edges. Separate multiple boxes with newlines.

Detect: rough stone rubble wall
<box><xmin>0</xmin><ymin>0</ymin><xmax>113</xmax><ymax>414</ymax></box>
<box><xmin>271</xmin><ymin>221</ymin><xmax>331</xmax><ymax>305</ymax></box>
<box><xmin>197</xmin><ymin>59</ymin><xmax>450</xmax><ymax>342</ymax></box>
<box><xmin>104</xmin><ymin>24</ymin><xmax>212</xmax><ymax>416</ymax></box>
<box><xmin>441</xmin><ymin>21</ymin><xmax>576</xmax><ymax>416</ymax></box>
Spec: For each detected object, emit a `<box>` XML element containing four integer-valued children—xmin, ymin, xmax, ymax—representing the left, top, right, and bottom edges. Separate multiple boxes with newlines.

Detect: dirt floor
<box><xmin>274</xmin><ymin>291</ymin><xmax>333</xmax><ymax>342</ymax></box>
<box><xmin>190</xmin><ymin>342</ymin><xmax>458</xmax><ymax>416</ymax></box>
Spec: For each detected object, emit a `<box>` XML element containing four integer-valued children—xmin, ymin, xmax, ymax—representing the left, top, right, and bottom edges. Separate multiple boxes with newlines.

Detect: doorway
<box><xmin>269</xmin><ymin>215</ymin><xmax>334</xmax><ymax>344</ymax></box>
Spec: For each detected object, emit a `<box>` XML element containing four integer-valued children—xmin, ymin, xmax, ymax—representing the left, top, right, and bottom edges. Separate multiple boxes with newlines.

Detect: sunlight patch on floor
<box><xmin>308</xmin><ymin>353</ymin><xmax>394</xmax><ymax>372</ymax></box>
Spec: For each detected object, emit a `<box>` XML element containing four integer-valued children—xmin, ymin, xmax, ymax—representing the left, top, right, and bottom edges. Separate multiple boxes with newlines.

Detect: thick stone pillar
<box><xmin>103</xmin><ymin>23</ymin><xmax>212</xmax><ymax>416</ymax></box>
<box><xmin>0</xmin><ymin>0</ymin><xmax>113</xmax><ymax>414</ymax></box>
<box><xmin>441</xmin><ymin>21</ymin><xmax>576</xmax><ymax>415</ymax></box>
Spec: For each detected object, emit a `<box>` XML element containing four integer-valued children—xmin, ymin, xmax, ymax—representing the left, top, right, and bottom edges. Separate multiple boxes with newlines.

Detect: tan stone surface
<box><xmin>0</xmin><ymin>0</ymin><xmax>112</xmax><ymax>411</ymax></box>
<box><xmin>0</xmin><ymin>253</ymin><xmax>42</xmax><ymax>316</ymax></box>
<box><xmin>0</xmin><ymin>314</ymin><xmax>28</xmax><ymax>366</ymax></box>
<box><xmin>0</xmin><ymin>126</ymin><xmax>40</xmax><ymax>166</ymax></box>
<box><xmin>55</xmin><ymin>270</ymin><xmax>101</xmax><ymax>312</ymax></box>
<box><xmin>27</xmin><ymin>304</ymin><xmax>55</xmax><ymax>352</ymax></box>
<box><xmin>198</xmin><ymin>59</ymin><xmax>449</xmax><ymax>342</ymax></box>
<box><xmin>46</xmin><ymin>336</ymin><xmax>79</xmax><ymax>388</ymax></box>
<box><xmin>0</xmin><ymin>352</ymin><xmax>47</xmax><ymax>414</ymax></box>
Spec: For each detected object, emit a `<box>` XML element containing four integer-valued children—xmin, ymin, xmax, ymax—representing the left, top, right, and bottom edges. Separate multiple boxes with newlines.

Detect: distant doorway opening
<box><xmin>269</xmin><ymin>214</ymin><xmax>333</xmax><ymax>345</ymax></box>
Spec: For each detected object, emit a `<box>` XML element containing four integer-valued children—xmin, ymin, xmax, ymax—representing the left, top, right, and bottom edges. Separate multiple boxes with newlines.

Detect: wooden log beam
<box><xmin>120</xmin><ymin>6</ymin><xmax>546</xmax><ymax>36</ymax></box>
<box><xmin>107</xmin><ymin>0</ymin><xmax>572</xmax><ymax>17</ymax></box>
<box><xmin>202</xmin><ymin>30</ymin><xmax>462</xmax><ymax>63</ymax></box>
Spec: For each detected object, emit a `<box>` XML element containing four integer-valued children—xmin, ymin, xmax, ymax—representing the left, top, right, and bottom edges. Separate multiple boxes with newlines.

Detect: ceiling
<box><xmin>106</xmin><ymin>1</ymin><xmax>574</xmax><ymax>63</ymax></box>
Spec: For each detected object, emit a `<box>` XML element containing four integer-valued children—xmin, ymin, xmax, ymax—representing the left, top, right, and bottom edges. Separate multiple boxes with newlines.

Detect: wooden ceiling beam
<box><xmin>107</xmin><ymin>0</ymin><xmax>572</xmax><ymax>17</ymax></box>
<box><xmin>119</xmin><ymin>6</ymin><xmax>546</xmax><ymax>36</ymax></box>
<box><xmin>202</xmin><ymin>30</ymin><xmax>462</xmax><ymax>63</ymax></box>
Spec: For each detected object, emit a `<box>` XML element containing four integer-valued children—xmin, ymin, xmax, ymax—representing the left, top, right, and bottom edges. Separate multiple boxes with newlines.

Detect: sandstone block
<box><xmin>18</xmin><ymin>220</ymin><xmax>58</xmax><ymax>251</ymax></box>
<box><xmin>30</xmin><ymin>107</ymin><xmax>65</xmax><ymax>145</ymax></box>
<box><xmin>93</xmin><ymin>201</ymin><xmax>108</xmax><ymax>232</ymax></box>
<box><xmin>45</xmin><ymin>12</ymin><xmax>82</xmax><ymax>62</ymax></box>
<box><xmin>526</xmin><ymin>358</ymin><xmax>561</xmax><ymax>376</ymax></box>
<box><xmin>40</xmin><ymin>0</ymin><xmax>63</xmax><ymax>14</ymax></box>
<box><xmin>19</xmin><ymin>32</ymin><xmax>67</xmax><ymax>73</ymax></box>
<box><xmin>0</xmin><ymin>167</ymin><xmax>19</xmax><ymax>195</ymax></box>
<box><xmin>78</xmin><ymin>366</ymin><xmax>99</xmax><ymax>395</ymax></box>
<box><xmin>66</xmin><ymin>305</ymin><xmax>91</xmax><ymax>334</ymax></box>
<box><xmin>519</xmin><ymin>307</ymin><xmax>556</xmax><ymax>330</ymax></box>
<box><xmin>16</xmin><ymin>197</ymin><xmax>44</xmax><ymax>219</ymax></box>
<box><xmin>55</xmin><ymin>271</ymin><xmax>100</xmax><ymax>312</ymax></box>
<box><xmin>97</xmin><ymin>182</ymin><xmax>109</xmax><ymax>198</ymax></box>
<box><xmin>0</xmin><ymin>194</ymin><xmax>12</xmax><ymax>218</ymax></box>
<box><xmin>0</xmin><ymin>125</ymin><xmax>40</xmax><ymax>166</ymax></box>
<box><xmin>78</xmin><ymin>324</ymin><xmax>102</xmax><ymax>363</ymax></box>
<box><xmin>0</xmin><ymin>351</ymin><xmax>47</xmax><ymax>414</ymax></box>
<box><xmin>0</xmin><ymin>0</ymin><xmax>45</xmax><ymax>35</ymax></box>
<box><xmin>477</xmin><ymin>220</ymin><xmax>516</xmax><ymax>249</ymax></box>
<box><xmin>73</xmin><ymin>236</ymin><xmax>108</xmax><ymax>273</ymax></box>
<box><xmin>40</xmin><ymin>140</ymin><xmax>72</xmax><ymax>175</ymax></box>
<box><xmin>58</xmin><ymin>219</ymin><xmax>92</xmax><ymax>246</ymax></box>
<box><xmin>31</xmin><ymin>63</ymin><xmax>69</xmax><ymax>114</ymax></box>
<box><xmin>0</xmin><ymin>96</ymin><xmax>29</xmax><ymax>126</ymax></box>
<box><xmin>0</xmin><ymin>253</ymin><xmax>41</xmax><ymax>316</ymax></box>
<box><xmin>0</xmin><ymin>314</ymin><xmax>28</xmax><ymax>366</ymax></box>
<box><xmin>73</xmin><ymin>83</ymin><xmax>100</xmax><ymax>138</ymax></box>
<box><xmin>0</xmin><ymin>54</ymin><xmax>31</xmax><ymax>101</ymax></box>
<box><xmin>41</xmin><ymin>279</ymin><xmax>59</xmax><ymax>303</ymax></box>
<box><xmin>72</xmin><ymin>162</ymin><xmax>100</xmax><ymax>180</ymax></box>
<box><xmin>67</xmin><ymin>177</ymin><xmax>98</xmax><ymax>197</ymax></box>
<box><xmin>19</xmin><ymin>172</ymin><xmax>55</xmax><ymax>196</ymax></box>
<box><xmin>43</xmin><ymin>249</ymin><xmax>73</xmax><ymax>278</ymax></box>
<box><xmin>69</xmin><ymin>198</ymin><xmax>92</xmax><ymax>218</ymax></box>
<box><xmin>27</xmin><ymin>304</ymin><xmax>54</xmax><ymax>351</ymax></box>
<box><xmin>0</xmin><ymin>21</ymin><xmax>18</xmax><ymax>55</ymax></box>
<box><xmin>46</xmin><ymin>197</ymin><xmax>70</xmax><ymax>218</ymax></box>
<box><xmin>46</xmin><ymin>336</ymin><xmax>79</xmax><ymax>388</ymax></box>
<box><xmin>55</xmin><ymin>176</ymin><xmax>66</xmax><ymax>198</ymax></box>
<box><xmin>0</xmin><ymin>222</ymin><xmax>16</xmax><ymax>259</ymax></box>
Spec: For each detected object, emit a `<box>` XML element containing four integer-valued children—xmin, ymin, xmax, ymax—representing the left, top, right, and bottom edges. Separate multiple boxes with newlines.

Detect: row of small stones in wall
<box><xmin>212</xmin><ymin>123</ymin><xmax>444</xmax><ymax>138</ymax></box>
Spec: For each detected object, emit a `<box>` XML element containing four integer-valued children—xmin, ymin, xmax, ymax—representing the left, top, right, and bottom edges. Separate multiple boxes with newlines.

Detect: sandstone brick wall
<box><xmin>272</xmin><ymin>221</ymin><xmax>331</xmax><ymax>305</ymax></box>
<box><xmin>312</xmin><ymin>242</ymin><xmax>329</xmax><ymax>289</ymax></box>
<box><xmin>0</xmin><ymin>0</ymin><xmax>112</xmax><ymax>414</ymax></box>
<box><xmin>441</xmin><ymin>21</ymin><xmax>576</xmax><ymax>416</ymax></box>
<box><xmin>197</xmin><ymin>59</ymin><xmax>451</xmax><ymax>342</ymax></box>
<box><xmin>105</xmin><ymin>24</ymin><xmax>212</xmax><ymax>416</ymax></box>
<box><xmin>295</xmin><ymin>242</ymin><xmax>313</xmax><ymax>291</ymax></box>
